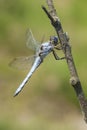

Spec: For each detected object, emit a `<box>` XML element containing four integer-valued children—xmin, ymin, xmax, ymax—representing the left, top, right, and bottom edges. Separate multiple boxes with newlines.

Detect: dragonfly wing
<box><xmin>26</xmin><ymin>29</ymin><xmax>40</xmax><ymax>52</ymax></box>
<box><xmin>9</xmin><ymin>55</ymin><xmax>36</xmax><ymax>70</ymax></box>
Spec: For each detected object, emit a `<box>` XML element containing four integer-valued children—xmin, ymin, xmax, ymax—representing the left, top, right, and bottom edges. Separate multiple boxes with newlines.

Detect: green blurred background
<box><xmin>0</xmin><ymin>0</ymin><xmax>87</xmax><ymax>129</ymax></box>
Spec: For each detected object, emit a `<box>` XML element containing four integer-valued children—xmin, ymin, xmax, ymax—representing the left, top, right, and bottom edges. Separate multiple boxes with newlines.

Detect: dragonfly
<box><xmin>10</xmin><ymin>29</ymin><xmax>64</xmax><ymax>97</ymax></box>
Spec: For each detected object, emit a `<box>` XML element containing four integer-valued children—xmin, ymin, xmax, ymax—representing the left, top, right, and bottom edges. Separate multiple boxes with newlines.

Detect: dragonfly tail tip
<box><xmin>13</xmin><ymin>91</ymin><xmax>19</xmax><ymax>97</ymax></box>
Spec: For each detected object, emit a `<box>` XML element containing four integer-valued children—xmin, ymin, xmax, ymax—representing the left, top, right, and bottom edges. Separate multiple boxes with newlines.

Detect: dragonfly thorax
<box><xmin>40</xmin><ymin>42</ymin><xmax>53</xmax><ymax>53</ymax></box>
<box><xmin>38</xmin><ymin>42</ymin><xmax>53</xmax><ymax>60</ymax></box>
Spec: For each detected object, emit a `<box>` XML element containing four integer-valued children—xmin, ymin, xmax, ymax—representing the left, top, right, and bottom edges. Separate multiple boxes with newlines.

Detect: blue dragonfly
<box><xmin>10</xmin><ymin>29</ymin><xmax>64</xmax><ymax>96</ymax></box>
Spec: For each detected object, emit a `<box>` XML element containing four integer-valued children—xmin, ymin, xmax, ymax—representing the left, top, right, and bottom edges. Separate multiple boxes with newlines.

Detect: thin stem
<box><xmin>42</xmin><ymin>0</ymin><xmax>87</xmax><ymax>123</ymax></box>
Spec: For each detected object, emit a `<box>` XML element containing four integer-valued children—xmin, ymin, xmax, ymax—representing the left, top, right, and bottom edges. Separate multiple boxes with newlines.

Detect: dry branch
<box><xmin>42</xmin><ymin>0</ymin><xmax>87</xmax><ymax>123</ymax></box>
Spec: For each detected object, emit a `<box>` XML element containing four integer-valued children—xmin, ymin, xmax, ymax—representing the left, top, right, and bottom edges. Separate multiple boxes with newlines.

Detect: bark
<box><xmin>42</xmin><ymin>0</ymin><xmax>87</xmax><ymax>123</ymax></box>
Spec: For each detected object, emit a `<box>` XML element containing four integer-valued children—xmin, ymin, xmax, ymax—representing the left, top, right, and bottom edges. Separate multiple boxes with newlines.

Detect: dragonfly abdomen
<box><xmin>14</xmin><ymin>56</ymin><xmax>42</xmax><ymax>96</ymax></box>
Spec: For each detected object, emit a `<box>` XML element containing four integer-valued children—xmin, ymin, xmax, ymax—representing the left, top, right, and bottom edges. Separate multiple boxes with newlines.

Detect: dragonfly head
<box><xmin>50</xmin><ymin>36</ymin><xmax>58</xmax><ymax>46</ymax></box>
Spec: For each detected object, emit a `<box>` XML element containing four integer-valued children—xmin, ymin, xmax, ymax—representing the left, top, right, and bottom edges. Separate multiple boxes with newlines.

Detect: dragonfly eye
<box><xmin>50</xmin><ymin>36</ymin><xmax>58</xmax><ymax>46</ymax></box>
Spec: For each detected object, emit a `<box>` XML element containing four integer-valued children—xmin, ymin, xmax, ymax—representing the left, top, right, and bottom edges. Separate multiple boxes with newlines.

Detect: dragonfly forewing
<box><xmin>26</xmin><ymin>29</ymin><xmax>40</xmax><ymax>52</ymax></box>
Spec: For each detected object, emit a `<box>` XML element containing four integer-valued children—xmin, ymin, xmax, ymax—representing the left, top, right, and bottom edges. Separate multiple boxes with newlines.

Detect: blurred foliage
<box><xmin>0</xmin><ymin>0</ymin><xmax>87</xmax><ymax>129</ymax></box>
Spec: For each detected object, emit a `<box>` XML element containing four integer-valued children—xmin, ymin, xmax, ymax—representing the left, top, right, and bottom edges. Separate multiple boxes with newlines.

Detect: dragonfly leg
<box><xmin>54</xmin><ymin>45</ymin><xmax>62</xmax><ymax>50</ymax></box>
<box><xmin>52</xmin><ymin>50</ymin><xmax>65</xmax><ymax>60</ymax></box>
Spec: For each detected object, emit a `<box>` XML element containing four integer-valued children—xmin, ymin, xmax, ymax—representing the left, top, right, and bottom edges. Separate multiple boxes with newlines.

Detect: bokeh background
<box><xmin>0</xmin><ymin>0</ymin><xmax>87</xmax><ymax>129</ymax></box>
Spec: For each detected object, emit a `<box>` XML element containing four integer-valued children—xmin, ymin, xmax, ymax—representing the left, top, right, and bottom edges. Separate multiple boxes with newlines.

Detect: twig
<box><xmin>42</xmin><ymin>0</ymin><xmax>87</xmax><ymax>123</ymax></box>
